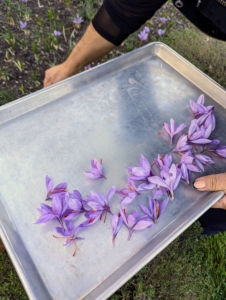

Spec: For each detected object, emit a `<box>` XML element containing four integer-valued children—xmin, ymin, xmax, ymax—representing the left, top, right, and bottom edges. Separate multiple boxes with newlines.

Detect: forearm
<box><xmin>64</xmin><ymin>23</ymin><xmax>115</xmax><ymax>76</ymax></box>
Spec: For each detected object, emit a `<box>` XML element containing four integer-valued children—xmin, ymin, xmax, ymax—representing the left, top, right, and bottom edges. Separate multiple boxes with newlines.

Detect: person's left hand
<box><xmin>193</xmin><ymin>173</ymin><xmax>226</xmax><ymax>209</ymax></box>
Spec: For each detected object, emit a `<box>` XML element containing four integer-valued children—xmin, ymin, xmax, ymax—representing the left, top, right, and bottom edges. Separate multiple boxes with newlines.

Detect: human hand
<box><xmin>193</xmin><ymin>173</ymin><xmax>226</xmax><ymax>209</ymax></box>
<box><xmin>43</xmin><ymin>63</ymin><xmax>73</xmax><ymax>88</ymax></box>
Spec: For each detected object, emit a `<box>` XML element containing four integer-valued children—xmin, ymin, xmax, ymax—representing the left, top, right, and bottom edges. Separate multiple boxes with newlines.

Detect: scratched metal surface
<box><xmin>0</xmin><ymin>43</ymin><xmax>225</xmax><ymax>300</ymax></box>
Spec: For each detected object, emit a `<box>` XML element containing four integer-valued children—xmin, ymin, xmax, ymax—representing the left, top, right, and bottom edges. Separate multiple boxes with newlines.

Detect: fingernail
<box><xmin>193</xmin><ymin>180</ymin><xmax>206</xmax><ymax>189</ymax></box>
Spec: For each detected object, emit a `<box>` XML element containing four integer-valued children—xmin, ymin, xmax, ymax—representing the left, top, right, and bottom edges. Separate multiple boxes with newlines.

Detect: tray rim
<box><xmin>0</xmin><ymin>42</ymin><xmax>225</xmax><ymax>300</ymax></box>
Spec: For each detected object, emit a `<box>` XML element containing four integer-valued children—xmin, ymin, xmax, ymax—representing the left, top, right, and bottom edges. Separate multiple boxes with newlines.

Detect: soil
<box><xmin>0</xmin><ymin>0</ymin><xmax>189</xmax><ymax>102</ymax></box>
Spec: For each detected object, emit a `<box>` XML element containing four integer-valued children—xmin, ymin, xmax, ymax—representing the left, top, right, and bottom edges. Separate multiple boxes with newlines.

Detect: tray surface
<box><xmin>0</xmin><ymin>43</ymin><xmax>225</xmax><ymax>300</ymax></box>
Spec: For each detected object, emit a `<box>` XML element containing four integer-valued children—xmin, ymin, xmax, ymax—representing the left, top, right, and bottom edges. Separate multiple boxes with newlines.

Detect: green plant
<box><xmin>12</xmin><ymin>60</ymin><xmax>24</xmax><ymax>72</ymax></box>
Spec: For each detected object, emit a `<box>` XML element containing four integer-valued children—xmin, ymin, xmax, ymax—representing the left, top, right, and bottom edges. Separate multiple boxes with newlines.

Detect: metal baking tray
<box><xmin>0</xmin><ymin>42</ymin><xmax>225</xmax><ymax>300</ymax></box>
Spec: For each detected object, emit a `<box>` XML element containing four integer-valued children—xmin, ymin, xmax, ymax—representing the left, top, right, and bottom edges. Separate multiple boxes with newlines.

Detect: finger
<box><xmin>43</xmin><ymin>77</ymin><xmax>52</xmax><ymax>88</ymax></box>
<box><xmin>212</xmin><ymin>195</ymin><xmax>226</xmax><ymax>209</ymax></box>
<box><xmin>193</xmin><ymin>173</ymin><xmax>226</xmax><ymax>192</ymax></box>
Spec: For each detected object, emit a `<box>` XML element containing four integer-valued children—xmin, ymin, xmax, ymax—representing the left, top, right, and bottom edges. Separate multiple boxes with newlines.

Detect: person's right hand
<box><xmin>43</xmin><ymin>63</ymin><xmax>73</xmax><ymax>88</ymax></box>
<box><xmin>193</xmin><ymin>173</ymin><xmax>226</xmax><ymax>209</ymax></box>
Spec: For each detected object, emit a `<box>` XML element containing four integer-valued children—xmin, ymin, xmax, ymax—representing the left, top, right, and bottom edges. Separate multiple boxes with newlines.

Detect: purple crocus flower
<box><xmin>154</xmin><ymin>154</ymin><xmax>172</xmax><ymax>170</ymax></box>
<box><xmin>163</xmin><ymin>118</ymin><xmax>186</xmax><ymax>144</ymax></box>
<box><xmin>127</xmin><ymin>155</ymin><xmax>153</xmax><ymax>180</ymax></box>
<box><xmin>84</xmin><ymin>158</ymin><xmax>106</xmax><ymax>179</ymax></box>
<box><xmin>158</xmin><ymin>29</ymin><xmax>165</xmax><ymax>36</ymax></box>
<box><xmin>120</xmin><ymin>207</ymin><xmax>154</xmax><ymax>240</ymax></box>
<box><xmin>54</xmin><ymin>220</ymin><xmax>85</xmax><ymax>256</ymax></box>
<box><xmin>111</xmin><ymin>213</ymin><xmax>123</xmax><ymax>246</ymax></box>
<box><xmin>117</xmin><ymin>179</ymin><xmax>145</xmax><ymax>206</ymax></box>
<box><xmin>73</xmin><ymin>14</ymin><xmax>84</xmax><ymax>26</ymax></box>
<box><xmin>178</xmin><ymin>152</ymin><xmax>200</xmax><ymax>184</ymax></box>
<box><xmin>193</xmin><ymin>153</ymin><xmax>214</xmax><ymax>171</ymax></box>
<box><xmin>173</xmin><ymin>134</ymin><xmax>192</xmax><ymax>154</ymax></box>
<box><xmin>160</xmin><ymin>17</ymin><xmax>168</xmax><ymax>24</ymax></box>
<box><xmin>64</xmin><ymin>190</ymin><xmax>87</xmax><ymax>220</ymax></box>
<box><xmin>148</xmin><ymin>164</ymin><xmax>181</xmax><ymax>199</ymax></box>
<box><xmin>190</xmin><ymin>94</ymin><xmax>216</xmax><ymax>130</ymax></box>
<box><xmin>85</xmin><ymin>186</ymin><xmax>116</xmax><ymax>222</ymax></box>
<box><xmin>53</xmin><ymin>30</ymin><xmax>61</xmax><ymax>36</ymax></box>
<box><xmin>19</xmin><ymin>21</ymin><xmax>27</xmax><ymax>29</ymax></box>
<box><xmin>36</xmin><ymin>193</ymin><xmax>69</xmax><ymax>228</ymax></box>
<box><xmin>209</xmin><ymin>146</ymin><xmax>226</xmax><ymax>158</ymax></box>
<box><xmin>187</xmin><ymin>119</ymin><xmax>212</xmax><ymax>145</ymax></box>
<box><xmin>45</xmin><ymin>175</ymin><xmax>67</xmax><ymax>200</ymax></box>
<box><xmin>140</xmin><ymin>197</ymin><xmax>169</xmax><ymax>223</ymax></box>
<box><xmin>138</xmin><ymin>29</ymin><xmax>148</xmax><ymax>41</ymax></box>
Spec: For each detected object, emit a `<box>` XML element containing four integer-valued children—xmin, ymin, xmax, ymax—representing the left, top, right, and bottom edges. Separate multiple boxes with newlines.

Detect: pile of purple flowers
<box><xmin>36</xmin><ymin>94</ymin><xmax>226</xmax><ymax>255</ymax></box>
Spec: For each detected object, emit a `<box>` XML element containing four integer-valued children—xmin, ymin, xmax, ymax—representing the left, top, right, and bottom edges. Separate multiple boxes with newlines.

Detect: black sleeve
<box><xmin>92</xmin><ymin>0</ymin><xmax>168</xmax><ymax>46</ymax></box>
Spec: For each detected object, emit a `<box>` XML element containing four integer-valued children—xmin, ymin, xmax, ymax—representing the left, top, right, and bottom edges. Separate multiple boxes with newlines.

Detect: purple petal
<box><xmin>139</xmin><ymin>204</ymin><xmax>153</xmax><ymax>219</ymax></box>
<box><xmin>52</xmin><ymin>194</ymin><xmax>62</xmax><ymax>216</ymax></box>
<box><xmin>35</xmin><ymin>214</ymin><xmax>56</xmax><ymax>224</ymax></box>
<box><xmin>84</xmin><ymin>170</ymin><xmax>102</xmax><ymax>179</ymax></box>
<box><xmin>174</xmin><ymin>123</ymin><xmax>187</xmax><ymax>135</ymax></box>
<box><xmin>107</xmin><ymin>186</ymin><xmax>116</xmax><ymax>201</ymax></box>
<box><xmin>191</xmin><ymin>138</ymin><xmax>212</xmax><ymax>144</ymax></box>
<box><xmin>45</xmin><ymin>176</ymin><xmax>53</xmax><ymax>193</ymax></box>
<box><xmin>121</xmin><ymin>194</ymin><xmax>136</xmax><ymax>206</ymax></box>
<box><xmin>158</xmin><ymin>198</ymin><xmax>169</xmax><ymax>218</ymax></box>
<box><xmin>148</xmin><ymin>176</ymin><xmax>169</xmax><ymax>189</ymax></box>
<box><xmin>133</xmin><ymin>218</ymin><xmax>154</xmax><ymax>230</ymax></box>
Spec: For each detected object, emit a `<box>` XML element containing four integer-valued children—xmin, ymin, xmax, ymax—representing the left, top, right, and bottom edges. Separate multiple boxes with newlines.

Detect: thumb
<box><xmin>193</xmin><ymin>173</ymin><xmax>226</xmax><ymax>192</ymax></box>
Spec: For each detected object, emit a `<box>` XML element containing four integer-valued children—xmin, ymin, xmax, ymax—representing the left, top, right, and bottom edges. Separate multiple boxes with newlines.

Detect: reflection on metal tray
<box><xmin>0</xmin><ymin>42</ymin><xmax>225</xmax><ymax>300</ymax></box>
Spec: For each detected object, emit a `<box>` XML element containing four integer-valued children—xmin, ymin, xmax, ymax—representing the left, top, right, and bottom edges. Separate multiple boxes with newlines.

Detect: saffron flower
<box><xmin>111</xmin><ymin>213</ymin><xmax>123</xmax><ymax>246</ymax></box>
<box><xmin>159</xmin><ymin>17</ymin><xmax>168</xmax><ymax>24</ymax></box>
<box><xmin>140</xmin><ymin>197</ymin><xmax>169</xmax><ymax>223</ymax></box>
<box><xmin>19</xmin><ymin>21</ymin><xmax>27</xmax><ymax>29</ymax></box>
<box><xmin>120</xmin><ymin>207</ymin><xmax>154</xmax><ymax>240</ymax></box>
<box><xmin>45</xmin><ymin>175</ymin><xmax>67</xmax><ymax>200</ymax></box>
<box><xmin>73</xmin><ymin>13</ymin><xmax>84</xmax><ymax>28</ymax></box>
<box><xmin>53</xmin><ymin>30</ymin><xmax>61</xmax><ymax>36</ymax></box>
<box><xmin>54</xmin><ymin>220</ymin><xmax>85</xmax><ymax>256</ymax></box>
<box><xmin>179</xmin><ymin>152</ymin><xmax>200</xmax><ymax>184</ymax></box>
<box><xmin>84</xmin><ymin>158</ymin><xmax>106</xmax><ymax>179</ymax></box>
<box><xmin>158</xmin><ymin>29</ymin><xmax>165</xmax><ymax>36</ymax></box>
<box><xmin>117</xmin><ymin>179</ymin><xmax>147</xmax><ymax>206</ymax></box>
<box><xmin>163</xmin><ymin>118</ymin><xmax>186</xmax><ymax>144</ymax></box>
<box><xmin>127</xmin><ymin>155</ymin><xmax>153</xmax><ymax>180</ymax></box>
<box><xmin>64</xmin><ymin>190</ymin><xmax>87</xmax><ymax>220</ymax></box>
<box><xmin>190</xmin><ymin>94</ymin><xmax>216</xmax><ymax>130</ymax></box>
<box><xmin>148</xmin><ymin>164</ymin><xmax>181</xmax><ymax>199</ymax></box>
<box><xmin>85</xmin><ymin>186</ymin><xmax>116</xmax><ymax>222</ymax></box>
<box><xmin>193</xmin><ymin>154</ymin><xmax>214</xmax><ymax>171</ymax></box>
<box><xmin>209</xmin><ymin>146</ymin><xmax>226</xmax><ymax>158</ymax></box>
<box><xmin>138</xmin><ymin>29</ymin><xmax>148</xmax><ymax>41</ymax></box>
<box><xmin>36</xmin><ymin>193</ymin><xmax>69</xmax><ymax>228</ymax></box>
<box><xmin>173</xmin><ymin>134</ymin><xmax>192</xmax><ymax>154</ymax></box>
<box><xmin>187</xmin><ymin>119</ymin><xmax>212</xmax><ymax>145</ymax></box>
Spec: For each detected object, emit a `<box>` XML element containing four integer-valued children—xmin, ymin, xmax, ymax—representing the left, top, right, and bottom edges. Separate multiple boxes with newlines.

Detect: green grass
<box><xmin>161</xmin><ymin>24</ymin><xmax>226</xmax><ymax>89</ymax></box>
